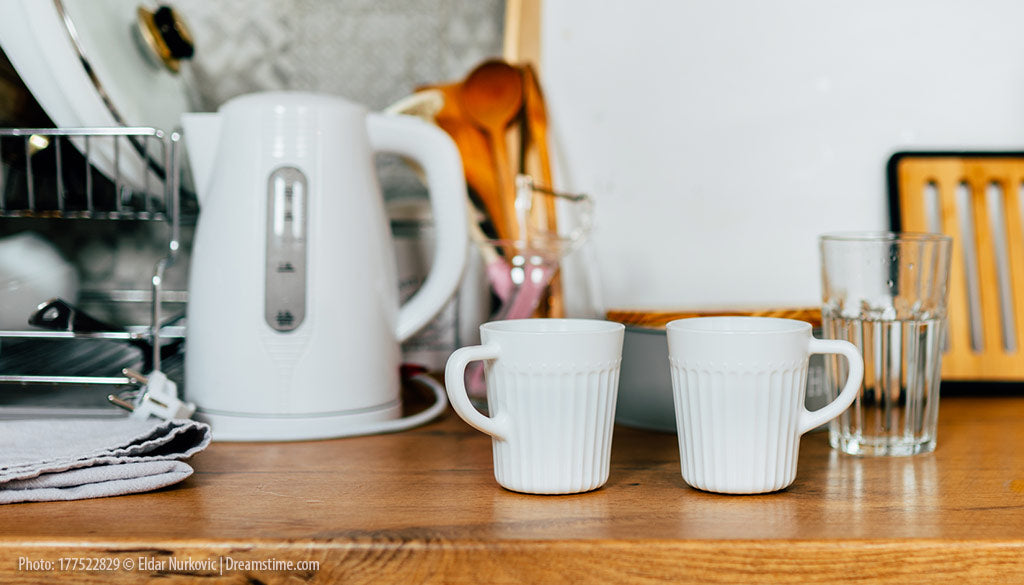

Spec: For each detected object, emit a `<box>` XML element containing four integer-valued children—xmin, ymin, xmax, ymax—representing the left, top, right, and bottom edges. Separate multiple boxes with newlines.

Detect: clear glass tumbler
<box><xmin>819</xmin><ymin>232</ymin><xmax>952</xmax><ymax>456</ymax></box>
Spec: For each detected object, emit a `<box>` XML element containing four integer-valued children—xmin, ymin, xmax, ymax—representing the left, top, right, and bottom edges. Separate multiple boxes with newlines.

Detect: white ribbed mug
<box><xmin>445</xmin><ymin>319</ymin><xmax>624</xmax><ymax>495</ymax></box>
<box><xmin>666</xmin><ymin>317</ymin><xmax>863</xmax><ymax>494</ymax></box>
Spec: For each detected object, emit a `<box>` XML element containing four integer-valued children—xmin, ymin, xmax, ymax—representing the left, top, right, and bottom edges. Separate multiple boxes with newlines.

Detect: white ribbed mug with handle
<box><xmin>445</xmin><ymin>319</ymin><xmax>624</xmax><ymax>495</ymax></box>
<box><xmin>667</xmin><ymin>317</ymin><xmax>863</xmax><ymax>494</ymax></box>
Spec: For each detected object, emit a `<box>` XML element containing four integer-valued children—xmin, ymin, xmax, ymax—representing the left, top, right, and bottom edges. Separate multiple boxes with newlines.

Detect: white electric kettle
<box><xmin>181</xmin><ymin>91</ymin><xmax>467</xmax><ymax>441</ymax></box>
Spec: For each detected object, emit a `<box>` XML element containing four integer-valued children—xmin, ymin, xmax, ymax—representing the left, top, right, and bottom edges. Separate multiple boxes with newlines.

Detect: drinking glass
<box><xmin>819</xmin><ymin>232</ymin><xmax>952</xmax><ymax>456</ymax></box>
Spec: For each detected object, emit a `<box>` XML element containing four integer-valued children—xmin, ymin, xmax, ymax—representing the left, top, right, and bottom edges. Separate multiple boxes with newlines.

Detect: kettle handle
<box><xmin>367</xmin><ymin>113</ymin><xmax>468</xmax><ymax>342</ymax></box>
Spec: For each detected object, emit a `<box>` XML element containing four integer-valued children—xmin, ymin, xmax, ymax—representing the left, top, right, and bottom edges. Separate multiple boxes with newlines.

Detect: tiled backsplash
<box><xmin>174</xmin><ymin>0</ymin><xmax>504</xmax><ymax>200</ymax></box>
<box><xmin>175</xmin><ymin>0</ymin><xmax>505</xmax><ymax>111</ymax></box>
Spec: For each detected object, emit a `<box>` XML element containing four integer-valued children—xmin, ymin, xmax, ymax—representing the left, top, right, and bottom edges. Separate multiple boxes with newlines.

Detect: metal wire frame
<box><xmin>0</xmin><ymin>127</ymin><xmax>183</xmax><ymax>386</ymax></box>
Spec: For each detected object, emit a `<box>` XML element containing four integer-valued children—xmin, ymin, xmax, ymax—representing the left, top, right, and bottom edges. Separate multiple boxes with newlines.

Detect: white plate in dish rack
<box><xmin>0</xmin><ymin>0</ymin><xmax>195</xmax><ymax>188</ymax></box>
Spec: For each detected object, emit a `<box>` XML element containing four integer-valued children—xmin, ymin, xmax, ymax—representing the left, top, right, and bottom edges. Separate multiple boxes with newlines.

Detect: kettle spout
<box><xmin>181</xmin><ymin>113</ymin><xmax>222</xmax><ymax>206</ymax></box>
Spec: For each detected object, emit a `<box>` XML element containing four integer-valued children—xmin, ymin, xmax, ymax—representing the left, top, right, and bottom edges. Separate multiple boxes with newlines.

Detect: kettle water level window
<box><xmin>265</xmin><ymin>166</ymin><xmax>308</xmax><ymax>332</ymax></box>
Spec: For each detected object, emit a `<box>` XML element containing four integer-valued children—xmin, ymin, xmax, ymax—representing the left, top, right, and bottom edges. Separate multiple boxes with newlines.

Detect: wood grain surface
<box><xmin>2</xmin><ymin>395</ymin><xmax>1024</xmax><ymax>584</ymax></box>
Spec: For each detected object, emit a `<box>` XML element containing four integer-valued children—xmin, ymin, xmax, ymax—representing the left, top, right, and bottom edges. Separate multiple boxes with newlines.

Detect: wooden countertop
<box><xmin>2</xmin><ymin>394</ymin><xmax>1024</xmax><ymax>584</ymax></box>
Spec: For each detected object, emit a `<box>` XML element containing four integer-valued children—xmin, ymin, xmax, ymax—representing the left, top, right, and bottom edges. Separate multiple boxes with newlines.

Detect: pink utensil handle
<box><xmin>501</xmin><ymin>265</ymin><xmax>554</xmax><ymax>320</ymax></box>
<box><xmin>486</xmin><ymin>258</ymin><xmax>514</xmax><ymax>302</ymax></box>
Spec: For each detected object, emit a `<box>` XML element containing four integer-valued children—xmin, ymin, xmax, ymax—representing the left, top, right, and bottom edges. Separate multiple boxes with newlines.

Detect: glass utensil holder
<box><xmin>466</xmin><ymin>176</ymin><xmax>594</xmax><ymax>405</ymax></box>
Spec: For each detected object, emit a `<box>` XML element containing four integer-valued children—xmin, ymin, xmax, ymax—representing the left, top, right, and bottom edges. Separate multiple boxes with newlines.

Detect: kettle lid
<box><xmin>219</xmin><ymin>90</ymin><xmax>368</xmax><ymax>115</ymax></box>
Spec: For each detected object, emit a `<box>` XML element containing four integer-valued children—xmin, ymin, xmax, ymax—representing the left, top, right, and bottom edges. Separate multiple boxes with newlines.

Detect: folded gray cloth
<box><xmin>0</xmin><ymin>418</ymin><xmax>210</xmax><ymax>504</ymax></box>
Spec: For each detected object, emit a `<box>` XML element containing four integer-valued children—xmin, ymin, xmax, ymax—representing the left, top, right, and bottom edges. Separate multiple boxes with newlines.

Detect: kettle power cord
<box><xmin>110</xmin><ymin>367</ymin><xmax>449</xmax><ymax>438</ymax></box>
<box><xmin>337</xmin><ymin>370</ymin><xmax>449</xmax><ymax>438</ymax></box>
<box><xmin>309</xmin><ymin>368</ymin><xmax>449</xmax><ymax>439</ymax></box>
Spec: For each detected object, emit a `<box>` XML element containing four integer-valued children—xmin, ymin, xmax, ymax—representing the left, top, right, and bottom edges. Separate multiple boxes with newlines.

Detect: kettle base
<box><xmin>196</xmin><ymin>401</ymin><xmax>403</xmax><ymax>442</ymax></box>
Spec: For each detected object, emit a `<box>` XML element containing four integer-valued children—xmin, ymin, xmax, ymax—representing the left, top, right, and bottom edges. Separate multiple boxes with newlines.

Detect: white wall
<box><xmin>542</xmin><ymin>0</ymin><xmax>1024</xmax><ymax>310</ymax></box>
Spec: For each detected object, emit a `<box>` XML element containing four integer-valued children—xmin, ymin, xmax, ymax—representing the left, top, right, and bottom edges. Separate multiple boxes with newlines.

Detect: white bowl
<box><xmin>0</xmin><ymin>232</ymin><xmax>79</xmax><ymax>330</ymax></box>
<box><xmin>613</xmin><ymin>312</ymin><xmax>829</xmax><ymax>433</ymax></box>
<box><xmin>615</xmin><ymin>326</ymin><xmax>676</xmax><ymax>432</ymax></box>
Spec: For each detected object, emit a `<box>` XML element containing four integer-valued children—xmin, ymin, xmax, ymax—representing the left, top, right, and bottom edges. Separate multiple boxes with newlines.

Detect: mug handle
<box><xmin>799</xmin><ymin>339</ymin><xmax>864</xmax><ymax>435</ymax></box>
<box><xmin>444</xmin><ymin>344</ymin><xmax>509</xmax><ymax>441</ymax></box>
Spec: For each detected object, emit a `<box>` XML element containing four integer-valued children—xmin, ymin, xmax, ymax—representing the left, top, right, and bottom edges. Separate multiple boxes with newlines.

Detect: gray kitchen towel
<box><xmin>0</xmin><ymin>418</ymin><xmax>211</xmax><ymax>504</ymax></box>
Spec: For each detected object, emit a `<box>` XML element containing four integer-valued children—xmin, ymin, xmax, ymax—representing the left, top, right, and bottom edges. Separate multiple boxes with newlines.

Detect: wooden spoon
<box><xmin>459</xmin><ymin>60</ymin><xmax>524</xmax><ymax>241</ymax></box>
<box><xmin>417</xmin><ymin>82</ymin><xmax>511</xmax><ymax>242</ymax></box>
<box><xmin>520</xmin><ymin>63</ymin><xmax>564</xmax><ymax>316</ymax></box>
<box><xmin>521</xmin><ymin>64</ymin><xmax>555</xmax><ymax>220</ymax></box>
<box><xmin>389</xmin><ymin>86</ymin><xmax>515</xmax><ymax>300</ymax></box>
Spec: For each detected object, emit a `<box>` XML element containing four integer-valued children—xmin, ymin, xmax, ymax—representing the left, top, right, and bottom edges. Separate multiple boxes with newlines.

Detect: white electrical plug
<box><xmin>108</xmin><ymin>369</ymin><xmax>196</xmax><ymax>420</ymax></box>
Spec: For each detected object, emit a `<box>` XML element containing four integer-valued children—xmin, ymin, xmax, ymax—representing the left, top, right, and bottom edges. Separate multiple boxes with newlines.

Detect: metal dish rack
<box><xmin>0</xmin><ymin>127</ymin><xmax>186</xmax><ymax>414</ymax></box>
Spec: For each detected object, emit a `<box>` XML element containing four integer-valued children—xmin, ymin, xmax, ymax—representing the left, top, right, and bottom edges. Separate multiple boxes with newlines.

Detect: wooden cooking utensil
<box><xmin>519</xmin><ymin>62</ymin><xmax>564</xmax><ymax>316</ymax></box>
<box><xmin>417</xmin><ymin>82</ymin><xmax>511</xmax><ymax>242</ymax></box>
<box><xmin>521</xmin><ymin>63</ymin><xmax>555</xmax><ymax>221</ymax></box>
<box><xmin>459</xmin><ymin>60</ymin><xmax>524</xmax><ymax>241</ymax></box>
<box><xmin>387</xmin><ymin>88</ymin><xmax>516</xmax><ymax>304</ymax></box>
